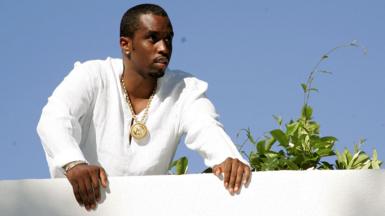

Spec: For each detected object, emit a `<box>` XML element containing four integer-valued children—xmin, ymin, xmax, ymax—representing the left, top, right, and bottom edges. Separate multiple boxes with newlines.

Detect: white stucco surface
<box><xmin>0</xmin><ymin>170</ymin><xmax>384</xmax><ymax>216</ymax></box>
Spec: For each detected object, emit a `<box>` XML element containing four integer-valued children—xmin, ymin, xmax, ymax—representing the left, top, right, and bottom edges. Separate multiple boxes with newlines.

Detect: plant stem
<box><xmin>303</xmin><ymin>42</ymin><xmax>365</xmax><ymax>106</ymax></box>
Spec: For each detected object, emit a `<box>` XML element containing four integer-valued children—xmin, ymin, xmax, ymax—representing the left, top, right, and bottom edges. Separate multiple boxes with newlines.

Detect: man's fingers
<box><xmin>71</xmin><ymin>182</ymin><xmax>83</xmax><ymax>205</ymax></box>
<box><xmin>65</xmin><ymin>164</ymin><xmax>108</xmax><ymax>210</ymax></box>
<box><xmin>90</xmin><ymin>172</ymin><xmax>101</xmax><ymax>202</ymax></box>
<box><xmin>223</xmin><ymin>159</ymin><xmax>232</xmax><ymax>188</ymax></box>
<box><xmin>228</xmin><ymin>160</ymin><xmax>239</xmax><ymax>193</ymax></box>
<box><xmin>242</xmin><ymin>166</ymin><xmax>251</xmax><ymax>185</ymax></box>
<box><xmin>234</xmin><ymin>165</ymin><xmax>244</xmax><ymax>192</ymax></box>
<box><xmin>214</xmin><ymin>159</ymin><xmax>252</xmax><ymax>195</ymax></box>
<box><xmin>77</xmin><ymin>180</ymin><xmax>89</xmax><ymax>209</ymax></box>
<box><xmin>83</xmin><ymin>177</ymin><xmax>96</xmax><ymax>209</ymax></box>
<box><xmin>99</xmin><ymin>168</ymin><xmax>108</xmax><ymax>188</ymax></box>
<box><xmin>212</xmin><ymin>166</ymin><xmax>222</xmax><ymax>176</ymax></box>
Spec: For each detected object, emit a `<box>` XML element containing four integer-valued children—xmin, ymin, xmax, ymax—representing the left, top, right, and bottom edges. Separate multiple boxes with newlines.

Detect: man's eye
<box><xmin>149</xmin><ymin>34</ymin><xmax>158</xmax><ymax>42</ymax></box>
<box><xmin>163</xmin><ymin>36</ymin><xmax>173</xmax><ymax>46</ymax></box>
<box><xmin>165</xmin><ymin>36</ymin><xmax>172</xmax><ymax>43</ymax></box>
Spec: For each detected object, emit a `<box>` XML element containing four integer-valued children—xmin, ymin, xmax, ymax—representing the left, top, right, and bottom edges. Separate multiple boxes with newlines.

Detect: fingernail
<box><xmin>229</xmin><ymin>188</ymin><xmax>233</xmax><ymax>193</ymax></box>
<box><xmin>243</xmin><ymin>180</ymin><xmax>247</xmax><ymax>184</ymax></box>
<box><xmin>224</xmin><ymin>182</ymin><xmax>228</xmax><ymax>188</ymax></box>
<box><xmin>234</xmin><ymin>186</ymin><xmax>238</xmax><ymax>192</ymax></box>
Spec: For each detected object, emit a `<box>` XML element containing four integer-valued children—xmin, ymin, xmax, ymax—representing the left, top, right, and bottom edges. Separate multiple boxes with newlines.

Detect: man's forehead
<box><xmin>137</xmin><ymin>13</ymin><xmax>173</xmax><ymax>34</ymax></box>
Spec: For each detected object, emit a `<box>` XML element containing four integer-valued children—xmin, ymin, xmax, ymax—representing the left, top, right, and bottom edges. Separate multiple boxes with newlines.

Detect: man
<box><xmin>37</xmin><ymin>4</ymin><xmax>250</xmax><ymax>211</ymax></box>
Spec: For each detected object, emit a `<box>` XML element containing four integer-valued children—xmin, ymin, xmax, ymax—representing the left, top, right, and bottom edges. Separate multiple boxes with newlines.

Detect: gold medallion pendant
<box><xmin>121</xmin><ymin>75</ymin><xmax>156</xmax><ymax>141</ymax></box>
<box><xmin>130</xmin><ymin>122</ymin><xmax>148</xmax><ymax>140</ymax></box>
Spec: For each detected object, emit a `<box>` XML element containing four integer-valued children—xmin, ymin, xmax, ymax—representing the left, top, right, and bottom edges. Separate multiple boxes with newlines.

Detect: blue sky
<box><xmin>1</xmin><ymin>0</ymin><xmax>384</xmax><ymax>179</ymax></box>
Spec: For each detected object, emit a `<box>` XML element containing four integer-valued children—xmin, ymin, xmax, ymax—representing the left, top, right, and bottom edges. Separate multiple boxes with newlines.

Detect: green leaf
<box><xmin>249</xmin><ymin>153</ymin><xmax>260</xmax><ymax>165</ymax></box>
<box><xmin>317</xmin><ymin>149</ymin><xmax>335</xmax><ymax>157</ymax></box>
<box><xmin>319</xmin><ymin>70</ymin><xmax>332</xmax><ymax>75</ymax></box>
<box><xmin>356</xmin><ymin>154</ymin><xmax>370</xmax><ymax>165</ymax></box>
<box><xmin>273</xmin><ymin>115</ymin><xmax>283</xmax><ymax>126</ymax></box>
<box><xmin>320</xmin><ymin>136</ymin><xmax>337</xmax><ymax>144</ymax></box>
<box><xmin>171</xmin><ymin>156</ymin><xmax>188</xmax><ymax>175</ymax></box>
<box><xmin>319</xmin><ymin>161</ymin><xmax>334</xmax><ymax>170</ymax></box>
<box><xmin>265</xmin><ymin>137</ymin><xmax>276</xmax><ymax>151</ymax></box>
<box><xmin>265</xmin><ymin>152</ymin><xmax>280</xmax><ymax>159</ymax></box>
<box><xmin>372</xmin><ymin>161</ymin><xmax>381</xmax><ymax>169</ymax></box>
<box><xmin>348</xmin><ymin>152</ymin><xmax>361</xmax><ymax>169</ymax></box>
<box><xmin>306</xmin><ymin>121</ymin><xmax>320</xmax><ymax>134</ymax></box>
<box><xmin>362</xmin><ymin>162</ymin><xmax>371</xmax><ymax>169</ymax></box>
<box><xmin>270</xmin><ymin>129</ymin><xmax>289</xmax><ymax>147</ymax></box>
<box><xmin>373</xmin><ymin>149</ymin><xmax>378</xmax><ymax>161</ymax></box>
<box><xmin>286</xmin><ymin>160</ymin><xmax>300</xmax><ymax>170</ymax></box>
<box><xmin>335</xmin><ymin>151</ymin><xmax>344</xmax><ymax>169</ymax></box>
<box><xmin>301</xmin><ymin>105</ymin><xmax>313</xmax><ymax>120</ymax></box>
<box><xmin>286</xmin><ymin>122</ymin><xmax>299</xmax><ymax>136</ymax></box>
<box><xmin>353</xmin><ymin>143</ymin><xmax>360</xmax><ymax>154</ymax></box>
<box><xmin>301</xmin><ymin>83</ymin><xmax>307</xmax><ymax>93</ymax></box>
<box><xmin>244</xmin><ymin>128</ymin><xmax>257</xmax><ymax>145</ymax></box>
<box><xmin>309</xmin><ymin>88</ymin><xmax>319</xmax><ymax>92</ymax></box>
<box><xmin>256</xmin><ymin>140</ymin><xmax>266</xmax><ymax>154</ymax></box>
<box><xmin>356</xmin><ymin>138</ymin><xmax>367</xmax><ymax>150</ymax></box>
<box><xmin>345</xmin><ymin>149</ymin><xmax>353</xmax><ymax>162</ymax></box>
<box><xmin>341</xmin><ymin>149</ymin><xmax>350</xmax><ymax>168</ymax></box>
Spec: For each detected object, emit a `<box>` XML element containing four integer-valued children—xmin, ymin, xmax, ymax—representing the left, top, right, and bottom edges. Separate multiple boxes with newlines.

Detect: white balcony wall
<box><xmin>0</xmin><ymin>170</ymin><xmax>384</xmax><ymax>216</ymax></box>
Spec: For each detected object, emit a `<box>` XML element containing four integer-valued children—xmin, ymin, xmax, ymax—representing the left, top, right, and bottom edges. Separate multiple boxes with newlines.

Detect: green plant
<box><xmin>240</xmin><ymin>41</ymin><xmax>381</xmax><ymax>171</ymax></box>
<box><xmin>335</xmin><ymin>139</ymin><xmax>381</xmax><ymax>169</ymax></box>
<box><xmin>171</xmin><ymin>41</ymin><xmax>381</xmax><ymax>174</ymax></box>
<box><xmin>169</xmin><ymin>156</ymin><xmax>188</xmax><ymax>175</ymax></box>
<box><xmin>240</xmin><ymin>107</ymin><xmax>336</xmax><ymax>171</ymax></box>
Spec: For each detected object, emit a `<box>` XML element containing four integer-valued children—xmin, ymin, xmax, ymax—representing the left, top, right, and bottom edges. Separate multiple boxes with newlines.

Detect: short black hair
<box><xmin>120</xmin><ymin>4</ymin><xmax>169</xmax><ymax>38</ymax></box>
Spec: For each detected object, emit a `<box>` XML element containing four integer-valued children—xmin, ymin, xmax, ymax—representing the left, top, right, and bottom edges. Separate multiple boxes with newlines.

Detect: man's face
<box><xmin>130</xmin><ymin>13</ymin><xmax>173</xmax><ymax>78</ymax></box>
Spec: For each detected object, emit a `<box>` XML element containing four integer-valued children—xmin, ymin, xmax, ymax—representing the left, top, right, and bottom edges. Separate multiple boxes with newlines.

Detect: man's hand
<box><xmin>212</xmin><ymin>157</ymin><xmax>251</xmax><ymax>194</ymax></box>
<box><xmin>65</xmin><ymin>164</ymin><xmax>108</xmax><ymax>211</ymax></box>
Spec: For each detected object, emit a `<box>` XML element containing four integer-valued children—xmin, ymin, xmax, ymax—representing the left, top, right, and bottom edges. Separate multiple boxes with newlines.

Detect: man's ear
<box><xmin>119</xmin><ymin>36</ymin><xmax>132</xmax><ymax>55</ymax></box>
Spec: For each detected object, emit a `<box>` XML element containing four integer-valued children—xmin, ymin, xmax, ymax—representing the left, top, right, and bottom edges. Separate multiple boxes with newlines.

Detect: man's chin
<box><xmin>149</xmin><ymin>70</ymin><xmax>166</xmax><ymax>78</ymax></box>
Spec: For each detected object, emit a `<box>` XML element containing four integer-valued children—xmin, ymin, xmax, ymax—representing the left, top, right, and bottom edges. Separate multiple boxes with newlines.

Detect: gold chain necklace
<box><xmin>120</xmin><ymin>77</ymin><xmax>156</xmax><ymax>140</ymax></box>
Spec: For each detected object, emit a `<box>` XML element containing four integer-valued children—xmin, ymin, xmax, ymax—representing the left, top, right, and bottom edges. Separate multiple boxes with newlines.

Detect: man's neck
<box><xmin>121</xmin><ymin>65</ymin><xmax>157</xmax><ymax>100</ymax></box>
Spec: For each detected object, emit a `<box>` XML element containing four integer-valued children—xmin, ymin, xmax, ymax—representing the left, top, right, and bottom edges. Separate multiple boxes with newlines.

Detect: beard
<box><xmin>149</xmin><ymin>71</ymin><xmax>165</xmax><ymax>78</ymax></box>
<box><xmin>148</xmin><ymin>67</ymin><xmax>166</xmax><ymax>78</ymax></box>
<box><xmin>130</xmin><ymin>60</ymin><xmax>166</xmax><ymax>79</ymax></box>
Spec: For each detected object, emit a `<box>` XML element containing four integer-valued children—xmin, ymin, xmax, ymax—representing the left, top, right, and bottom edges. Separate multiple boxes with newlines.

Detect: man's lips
<box><xmin>154</xmin><ymin>56</ymin><xmax>169</xmax><ymax>65</ymax></box>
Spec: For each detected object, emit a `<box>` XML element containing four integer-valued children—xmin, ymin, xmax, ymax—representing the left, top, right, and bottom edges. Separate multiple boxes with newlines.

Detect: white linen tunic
<box><xmin>37</xmin><ymin>57</ymin><xmax>246</xmax><ymax>177</ymax></box>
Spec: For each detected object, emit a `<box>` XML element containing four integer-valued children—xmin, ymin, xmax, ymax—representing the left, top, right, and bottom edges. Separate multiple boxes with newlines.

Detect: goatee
<box><xmin>149</xmin><ymin>70</ymin><xmax>165</xmax><ymax>78</ymax></box>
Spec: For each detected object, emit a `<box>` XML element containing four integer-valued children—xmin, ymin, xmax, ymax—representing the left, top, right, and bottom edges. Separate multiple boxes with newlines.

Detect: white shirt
<box><xmin>37</xmin><ymin>57</ymin><xmax>247</xmax><ymax>177</ymax></box>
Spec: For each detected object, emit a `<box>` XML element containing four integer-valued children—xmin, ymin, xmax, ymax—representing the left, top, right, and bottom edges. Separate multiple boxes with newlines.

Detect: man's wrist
<box><xmin>63</xmin><ymin>160</ymin><xmax>87</xmax><ymax>175</ymax></box>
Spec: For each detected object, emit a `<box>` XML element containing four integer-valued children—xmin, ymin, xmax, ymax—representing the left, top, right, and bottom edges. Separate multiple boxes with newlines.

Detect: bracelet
<box><xmin>63</xmin><ymin>160</ymin><xmax>87</xmax><ymax>175</ymax></box>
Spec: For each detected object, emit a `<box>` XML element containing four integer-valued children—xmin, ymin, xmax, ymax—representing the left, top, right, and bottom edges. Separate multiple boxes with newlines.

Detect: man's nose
<box><xmin>157</xmin><ymin>40</ymin><xmax>171</xmax><ymax>56</ymax></box>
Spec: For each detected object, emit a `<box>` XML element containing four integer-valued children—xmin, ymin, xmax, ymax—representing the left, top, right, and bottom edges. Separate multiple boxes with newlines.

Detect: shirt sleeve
<box><xmin>179</xmin><ymin>77</ymin><xmax>249</xmax><ymax>168</ymax></box>
<box><xmin>37</xmin><ymin>61</ymin><xmax>97</xmax><ymax>177</ymax></box>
